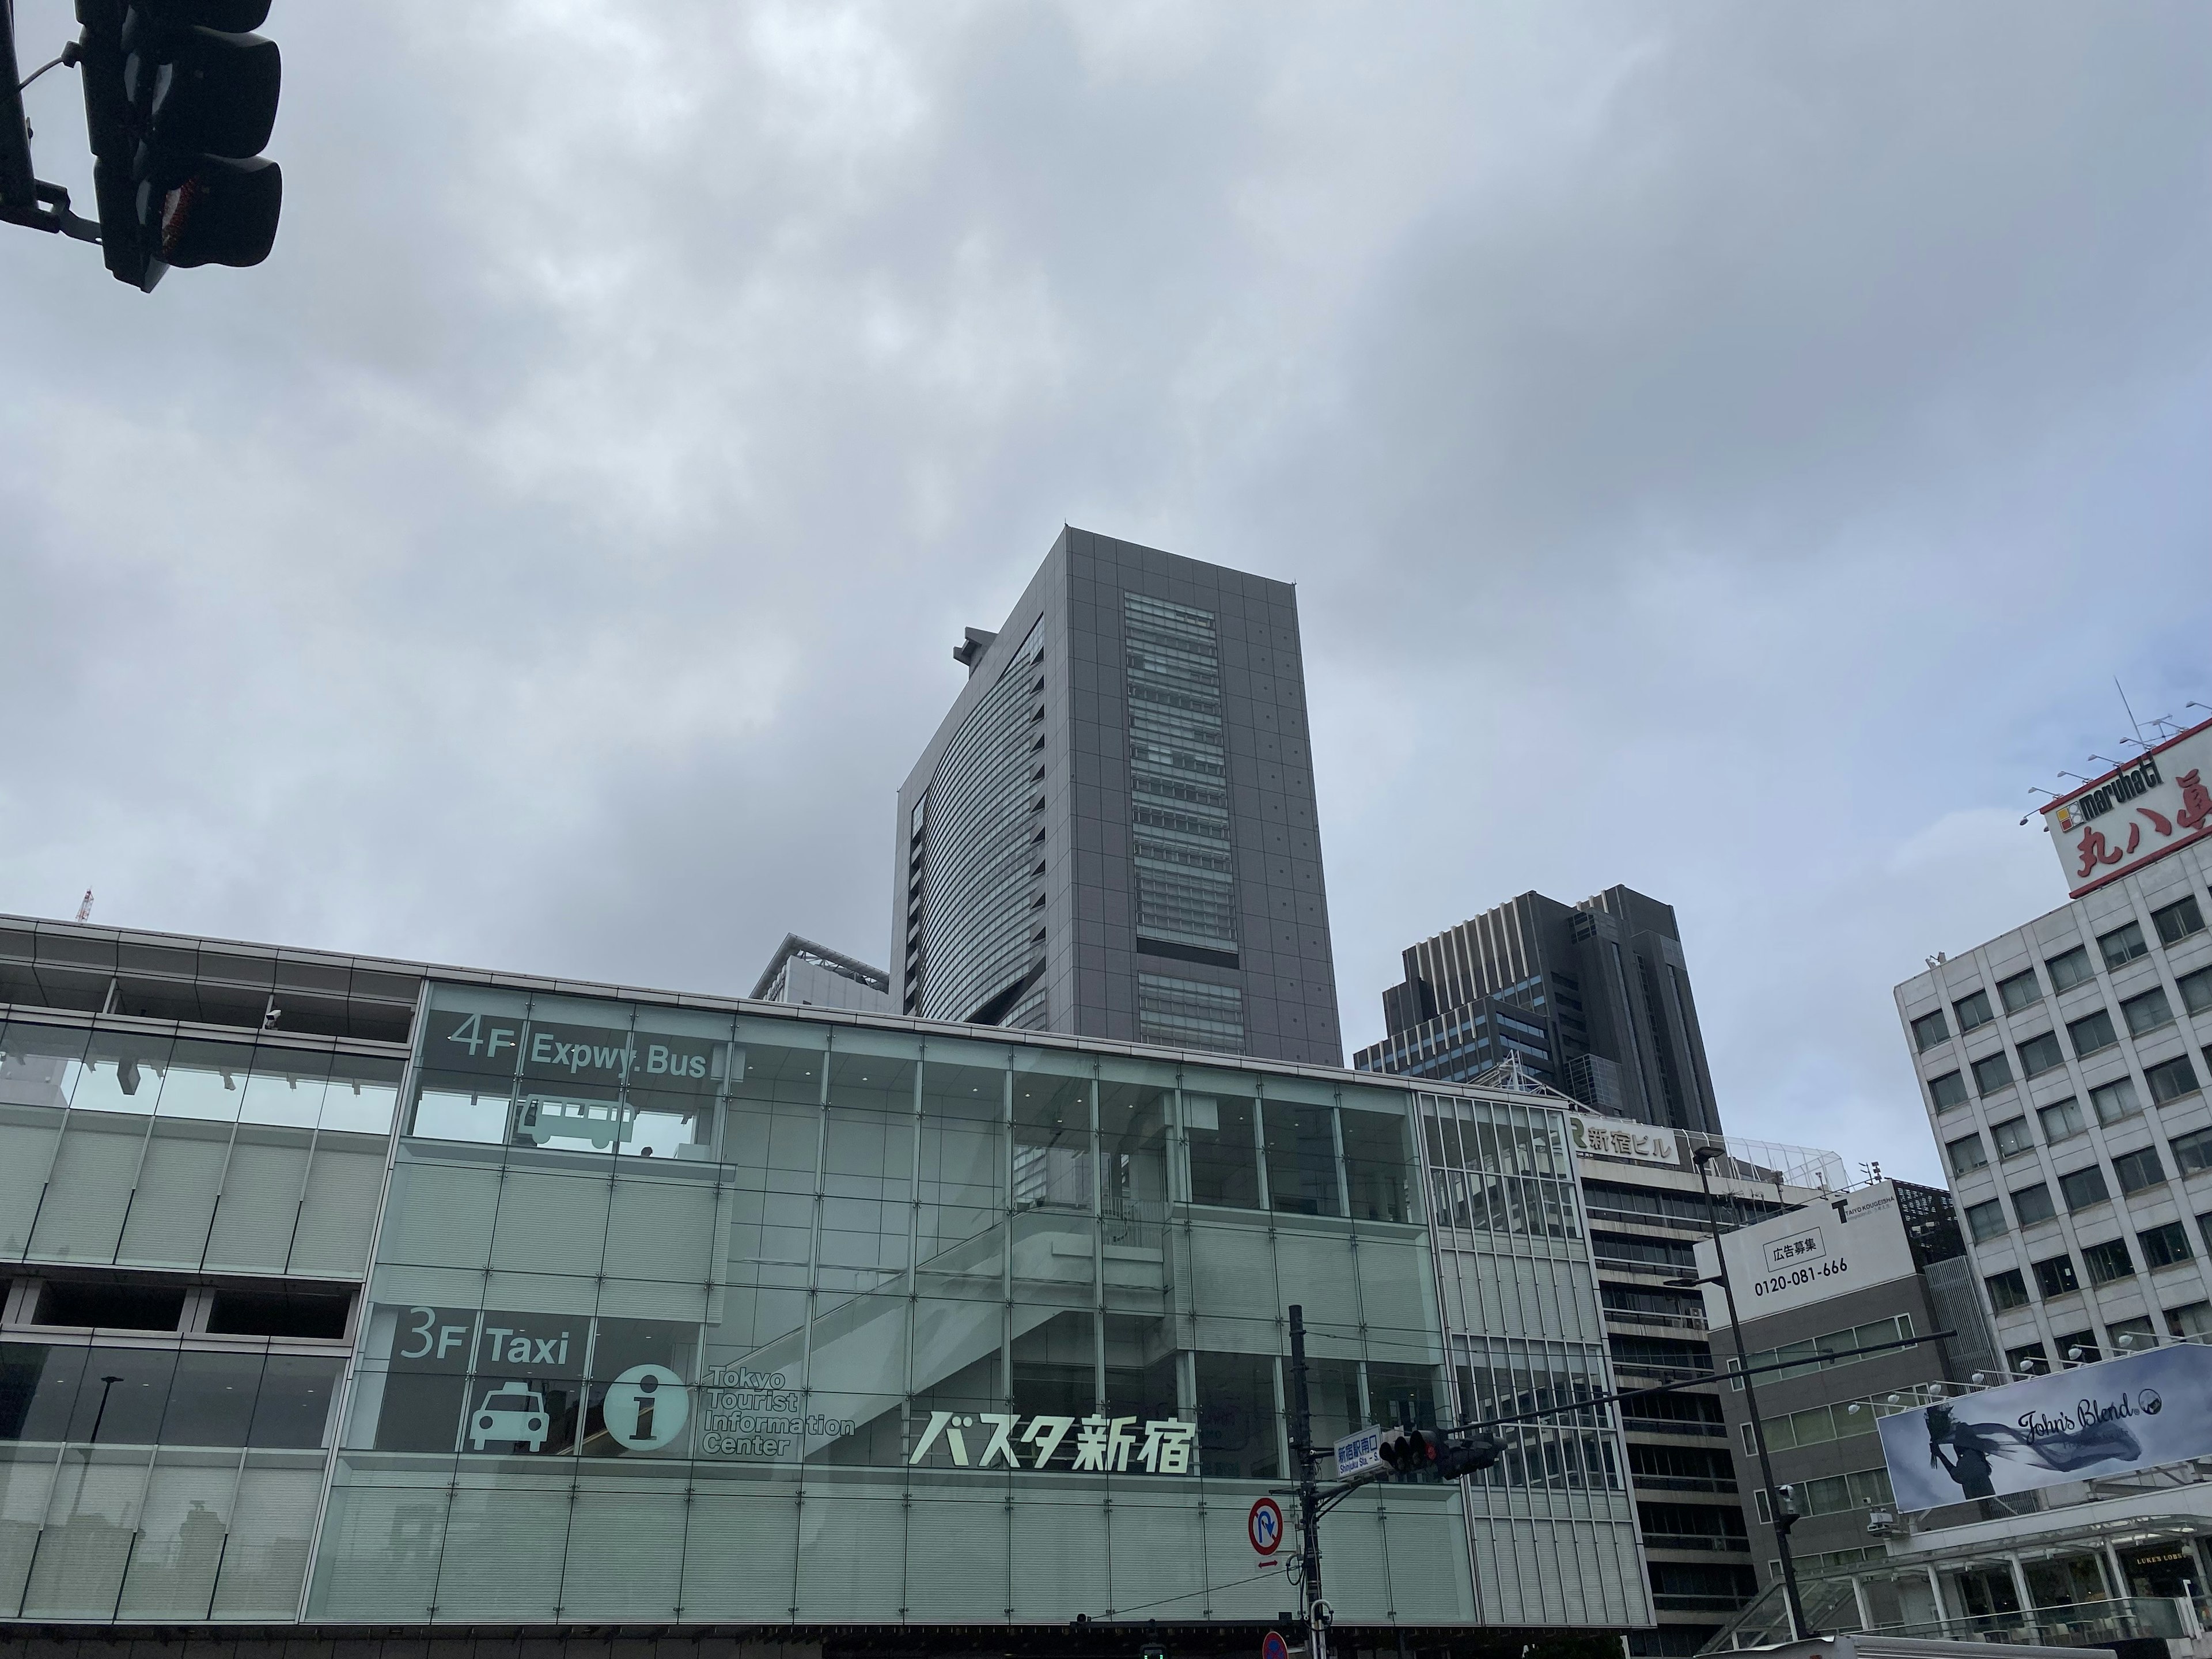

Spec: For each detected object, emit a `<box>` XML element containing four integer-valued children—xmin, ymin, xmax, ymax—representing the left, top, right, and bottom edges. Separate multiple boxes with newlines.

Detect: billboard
<box><xmin>1692</xmin><ymin>1181</ymin><xmax>1919</xmax><ymax>1326</ymax></box>
<box><xmin>2041</xmin><ymin>717</ymin><xmax>2212</xmax><ymax>898</ymax></box>
<box><xmin>1877</xmin><ymin>1343</ymin><xmax>2212</xmax><ymax>1509</ymax></box>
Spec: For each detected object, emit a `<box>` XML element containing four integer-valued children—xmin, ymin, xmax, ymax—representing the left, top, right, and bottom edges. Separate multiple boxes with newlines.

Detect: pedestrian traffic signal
<box><xmin>75</xmin><ymin>0</ymin><xmax>281</xmax><ymax>290</ymax></box>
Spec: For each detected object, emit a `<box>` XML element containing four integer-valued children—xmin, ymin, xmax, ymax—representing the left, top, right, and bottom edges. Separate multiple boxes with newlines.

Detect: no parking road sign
<box><xmin>1262</xmin><ymin>1631</ymin><xmax>1292</xmax><ymax>1659</ymax></box>
<box><xmin>1247</xmin><ymin>1495</ymin><xmax>1284</xmax><ymax>1556</ymax></box>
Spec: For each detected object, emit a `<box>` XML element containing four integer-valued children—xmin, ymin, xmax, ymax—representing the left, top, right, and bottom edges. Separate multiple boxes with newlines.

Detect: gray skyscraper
<box><xmin>893</xmin><ymin>527</ymin><xmax>1343</xmax><ymax>1064</ymax></box>
<box><xmin>1359</xmin><ymin>885</ymin><xmax>1725</xmax><ymax>1135</ymax></box>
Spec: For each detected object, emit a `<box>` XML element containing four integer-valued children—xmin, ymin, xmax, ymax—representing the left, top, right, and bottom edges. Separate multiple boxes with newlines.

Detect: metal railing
<box><xmin>1862</xmin><ymin>1596</ymin><xmax>2191</xmax><ymax>1647</ymax></box>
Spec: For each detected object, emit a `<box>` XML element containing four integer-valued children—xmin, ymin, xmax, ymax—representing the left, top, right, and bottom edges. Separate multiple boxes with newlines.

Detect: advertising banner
<box><xmin>1877</xmin><ymin>1343</ymin><xmax>2212</xmax><ymax>1509</ymax></box>
<box><xmin>2041</xmin><ymin>718</ymin><xmax>2212</xmax><ymax>898</ymax></box>
<box><xmin>1692</xmin><ymin>1181</ymin><xmax>1919</xmax><ymax>1327</ymax></box>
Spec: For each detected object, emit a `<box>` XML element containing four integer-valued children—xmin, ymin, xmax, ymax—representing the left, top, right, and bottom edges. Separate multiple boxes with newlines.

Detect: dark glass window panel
<box><xmin>1194</xmin><ymin>1351</ymin><xmax>1278</xmax><ymax>1480</ymax></box>
<box><xmin>67</xmin><ymin>1347</ymin><xmax>176</xmax><ymax>1444</ymax></box>
<box><xmin>160</xmin><ymin>1350</ymin><xmax>264</xmax><ymax>1446</ymax></box>
<box><xmin>2032</xmin><ymin>1255</ymin><xmax>2078</xmax><ymax>1298</ymax></box>
<box><xmin>2173</xmin><ymin>1126</ymin><xmax>2212</xmax><ymax>1175</ymax></box>
<box><xmin>2017</xmin><ymin>1032</ymin><xmax>2065</xmax><ymax>1077</ymax></box>
<box><xmin>2055</xmin><ymin>1330</ymin><xmax>2101</xmax><ymax>1362</ymax></box>
<box><xmin>2006</xmin><ymin>1342</ymin><xmax>2049</xmax><ymax>1374</ymax></box>
<box><xmin>2180</xmin><ymin>967</ymin><xmax>2212</xmax><ymax>1018</ymax></box>
<box><xmin>2140</xmin><ymin>1222</ymin><xmax>2193</xmax><ymax>1270</ymax></box>
<box><xmin>1954</xmin><ymin>990</ymin><xmax>1994</xmax><ymax>1032</ymax></box>
<box><xmin>373</xmin><ymin>1371</ymin><xmax>467</xmax><ymax>1452</ymax></box>
<box><xmin>250</xmin><ymin>1355</ymin><xmax>342</xmax><ymax>1448</ymax></box>
<box><xmin>1998</xmin><ymin>971</ymin><xmax>2043</xmax><ymax>1014</ymax></box>
<box><xmin>2059</xmin><ymin>1166</ymin><xmax>2111</xmax><ymax>1211</ymax></box>
<box><xmin>1184</xmin><ymin>1092</ymin><xmax>1260</xmax><ymax>1209</ymax></box>
<box><xmin>1946</xmin><ymin>1135</ymin><xmax>1988</xmax><ymax>1175</ymax></box>
<box><xmin>0</xmin><ymin>1342</ymin><xmax>87</xmax><ymax>1440</ymax></box>
<box><xmin>1911</xmin><ymin>1012</ymin><xmax>1949</xmax><ymax>1052</ymax></box>
<box><xmin>2100</xmin><ymin>923</ymin><xmax>2149</xmax><ymax>970</ymax></box>
<box><xmin>2113</xmin><ymin>1147</ymin><xmax>2166</xmax><ymax>1194</ymax></box>
<box><xmin>582</xmin><ymin>1318</ymin><xmax>700</xmax><ymax>1460</ymax></box>
<box><xmin>2147</xmin><ymin>1055</ymin><xmax>2201</xmax><ymax>1105</ymax></box>
<box><xmin>1972</xmin><ymin>1053</ymin><xmax>2014</xmax><ymax>1094</ymax></box>
<box><xmin>1263</xmin><ymin>1100</ymin><xmax>1342</xmax><ymax>1217</ymax></box>
<box><xmin>2153</xmin><ymin>896</ymin><xmax>2205</xmax><ymax>947</ymax></box>
<box><xmin>1340</xmin><ymin>1106</ymin><xmax>1414</xmax><ymax>1224</ymax></box>
<box><xmin>1984</xmin><ymin>1270</ymin><xmax>2029</xmax><ymax>1312</ymax></box>
<box><xmin>2038</xmin><ymin>1097</ymin><xmax>2084</xmax><ymax>1142</ymax></box>
<box><xmin>1991</xmin><ymin>1117</ymin><xmax>2034</xmax><ymax>1158</ymax></box>
<box><xmin>2010</xmin><ymin>1184</ymin><xmax>2056</xmax><ymax>1228</ymax></box>
<box><xmin>2047</xmin><ymin>947</ymin><xmax>2094</xmax><ymax>993</ymax></box>
<box><xmin>2082</xmin><ymin>1239</ymin><xmax>2135</xmax><ymax>1285</ymax></box>
<box><xmin>1928</xmin><ymin>1072</ymin><xmax>1968</xmax><ymax>1112</ymax></box>
<box><xmin>2067</xmin><ymin>1009</ymin><xmax>2118</xmax><ymax>1058</ymax></box>
<box><xmin>2123</xmin><ymin>988</ymin><xmax>2175</xmax><ymax>1036</ymax></box>
<box><xmin>1964</xmin><ymin>1200</ymin><xmax>2007</xmax><ymax>1243</ymax></box>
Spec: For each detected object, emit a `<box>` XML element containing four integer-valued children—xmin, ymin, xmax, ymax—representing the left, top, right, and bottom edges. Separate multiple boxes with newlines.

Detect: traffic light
<box><xmin>75</xmin><ymin>0</ymin><xmax>281</xmax><ymax>290</ymax></box>
<box><xmin>1376</xmin><ymin>1427</ymin><xmax>1501</xmax><ymax>1480</ymax></box>
<box><xmin>1433</xmin><ymin>1433</ymin><xmax>1502</xmax><ymax>1480</ymax></box>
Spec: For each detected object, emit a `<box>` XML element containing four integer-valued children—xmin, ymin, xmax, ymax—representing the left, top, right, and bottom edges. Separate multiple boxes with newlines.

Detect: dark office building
<box><xmin>893</xmin><ymin>528</ymin><xmax>1343</xmax><ymax>1065</ymax></box>
<box><xmin>1359</xmin><ymin>887</ymin><xmax>1724</xmax><ymax>1135</ymax></box>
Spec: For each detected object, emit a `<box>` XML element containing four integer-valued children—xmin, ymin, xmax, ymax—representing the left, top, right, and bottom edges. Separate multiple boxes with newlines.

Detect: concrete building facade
<box><xmin>894</xmin><ymin>528</ymin><xmax>1343</xmax><ymax>1066</ymax></box>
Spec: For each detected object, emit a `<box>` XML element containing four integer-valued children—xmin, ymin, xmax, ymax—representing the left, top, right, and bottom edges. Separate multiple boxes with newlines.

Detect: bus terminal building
<box><xmin>0</xmin><ymin>913</ymin><xmax>1647</xmax><ymax>1654</ymax></box>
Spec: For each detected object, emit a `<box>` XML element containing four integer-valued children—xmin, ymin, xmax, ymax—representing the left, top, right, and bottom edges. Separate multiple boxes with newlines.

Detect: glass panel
<box><xmin>1013</xmin><ymin>1051</ymin><xmax>1093</xmax><ymax>1215</ymax></box>
<box><xmin>1013</xmin><ymin>1308</ymin><xmax>1096</xmax><ymax>1420</ymax></box>
<box><xmin>1263</xmin><ymin>1096</ymin><xmax>1343</xmax><ymax>1217</ymax></box>
<box><xmin>1183</xmin><ymin>1070</ymin><xmax>1260</xmax><ymax>1210</ymax></box>
<box><xmin>1341</xmin><ymin>1093</ymin><xmax>1416</xmax><ymax>1224</ymax></box>
<box><xmin>238</xmin><ymin>1048</ymin><xmax>329</xmax><ymax>1130</ymax></box>
<box><xmin>321</xmin><ymin>1054</ymin><xmax>403</xmax><ymax>1136</ymax></box>
<box><xmin>0</xmin><ymin>1020</ymin><xmax>88</xmax><ymax>1109</ymax></box>
<box><xmin>1194</xmin><ymin>1351</ymin><xmax>1277</xmax><ymax>1479</ymax></box>
<box><xmin>1366</xmin><ymin>1360</ymin><xmax>1440</xmax><ymax>1431</ymax></box>
<box><xmin>156</xmin><ymin>1038</ymin><xmax>255</xmax><ymax>1123</ymax></box>
<box><xmin>515</xmin><ymin>995</ymin><xmax>633</xmax><ymax>1155</ymax></box>
<box><xmin>626</xmin><ymin>1005</ymin><xmax>734</xmax><ymax>1161</ymax></box>
<box><xmin>69</xmin><ymin>1029</ymin><xmax>173</xmax><ymax>1116</ymax></box>
<box><xmin>583</xmin><ymin>1317</ymin><xmax>700</xmax><ymax>1459</ymax></box>
<box><xmin>251</xmin><ymin>1355</ymin><xmax>342</xmax><ymax>1448</ymax></box>
<box><xmin>0</xmin><ymin>1342</ymin><xmax>89</xmax><ymax>1440</ymax></box>
<box><xmin>917</xmin><ymin>1046</ymin><xmax>1005</xmax><ymax>1271</ymax></box>
<box><xmin>69</xmin><ymin>1347</ymin><xmax>177</xmax><ymax>1444</ymax></box>
<box><xmin>1102</xmin><ymin>1312</ymin><xmax>1178</xmax><ymax>1426</ymax></box>
<box><xmin>158</xmin><ymin>1351</ymin><xmax>263</xmax><ymax>1446</ymax></box>
<box><xmin>1099</xmin><ymin>1061</ymin><xmax>1174</xmax><ymax>1252</ymax></box>
<box><xmin>408</xmin><ymin>1070</ymin><xmax>511</xmax><ymax>1143</ymax></box>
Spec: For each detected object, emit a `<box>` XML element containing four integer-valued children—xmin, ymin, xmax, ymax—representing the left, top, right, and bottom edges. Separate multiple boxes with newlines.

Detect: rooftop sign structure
<box><xmin>2040</xmin><ymin>714</ymin><xmax>2212</xmax><ymax>897</ymax></box>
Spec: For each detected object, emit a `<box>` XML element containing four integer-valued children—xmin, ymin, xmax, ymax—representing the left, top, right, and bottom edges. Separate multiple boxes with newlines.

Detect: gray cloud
<box><xmin>3</xmin><ymin>1</ymin><xmax>2207</xmax><ymax>1181</ymax></box>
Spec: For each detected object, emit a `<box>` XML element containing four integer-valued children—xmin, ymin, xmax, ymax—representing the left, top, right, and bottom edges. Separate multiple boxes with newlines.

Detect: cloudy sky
<box><xmin>4</xmin><ymin>3</ymin><xmax>2207</xmax><ymax>1181</ymax></box>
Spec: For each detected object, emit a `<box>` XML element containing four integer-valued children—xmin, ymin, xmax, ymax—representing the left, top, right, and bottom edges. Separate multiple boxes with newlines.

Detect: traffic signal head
<box><xmin>75</xmin><ymin>0</ymin><xmax>282</xmax><ymax>290</ymax></box>
<box><xmin>1434</xmin><ymin>1434</ymin><xmax>1502</xmax><ymax>1480</ymax></box>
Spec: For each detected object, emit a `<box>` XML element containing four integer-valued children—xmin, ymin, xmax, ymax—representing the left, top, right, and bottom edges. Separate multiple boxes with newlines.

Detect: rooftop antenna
<box><xmin>74</xmin><ymin>889</ymin><xmax>93</xmax><ymax>924</ymax></box>
<box><xmin>2116</xmin><ymin>678</ymin><xmax>2145</xmax><ymax>747</ymax></box>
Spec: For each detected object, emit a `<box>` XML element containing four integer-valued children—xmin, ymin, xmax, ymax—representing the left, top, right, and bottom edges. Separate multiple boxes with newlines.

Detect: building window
<box><xmin>2146</xmin><ymin>1055</ymin><xmax>2202</xmax><ymax>1105</ymax></box>
<box><xmin>2179</xmin><ymin>966</ymin><xmax>2212</xmax><ymax>1018</ymax></box>
<box><xmin>2141</xmin><ymin>1222</ymin><xmax>2195</xmax><ymax>1270</ymax></box>
<box><xmin>2108</xmin><ymin>1315</ymin><xmax>2159</xmax><ymax>1352</ymax></box>
<box><xmin>2123</xmin><ymin>987</ymin><xmax>2176</xmax><ymax>1037</ymax></box>
<box><xmin>1137</xmin><ymin>975</ymin><xmax>1245</xmax><ymax>1053</ymax></box>
<box><xmin>1986</xmin><ymin>1268</ymin><xmax>2031</xmax><ymax>1312</ymax></box>
<box><xmin>1991</xmin><ymin>1116</ymin><xmax>2035</xmax><ymax>1160</ymax></box>
<box><xmin>1964</xmin><ymin>1199</ymin><xmax>2009</xmax><ymax>1243</ymax></box>
<box><xmin>2059</xmin><ymin>1165</ymin><xmax>2111</xmax><ymax>1212</ymax></box>
<box><xmin>2038</xmin><ymin>1097</ymin><xmax>2085</xmax><ymax>1143</ymax></box>
<box><xmin>1947</xmin><ymin>1133</ymin><xmax>1990</xmax><ymax>1176</ymax></box>
<box><xmin>2173</xmin><ymin>1125</ymin><xmax>2212</xmax><ymax>1176</ymax></box>
<box><xmin>2006</xmin><ymin>1340</ymin><xmax>2050</xmax><ymax>1374</ymax></box>
<box><xmin>2068</xmin><ymin>1008</ymin><xmax>2119</xmax><ymax>1058</ymax></box>
<box><xmin>1124</xmin><ymin>594</ymin><xmax>1238</xmax><ymax>957</ymax></box>
<box><xmin>2153</xmin><ymin>895</ymin><xmax>2207</xmax><ymax>948</ymax></box>
<box><xmin>2017</xmin><ymin>1031</ymin><xmax>2066</xmax><ymax>1077</ymax></box>
<box><xmin>2167</xmin><ymin>1303</ymin><xmax>2212</xmax><ymax>1342</ymax></box>
<box><xmin>1972</xmin><ymin>1052</ymin><xmax>2015</xmax><ymax>1095</ymax></box>
<box><xmin>2083</xmin><ymin>1238</ymin><xmax>2137</xmax><ymax>1286</ymax></box>
<box><xmin>2048</xmin><ymin>946</ymin><xmax>2096</xmax><ymax>993</ymax></box>
<box><xmin>2032</xmin><ymin>1254</ymin><xmax>2081</xmax><ymax>1298</ymax></box>
<box><xmin>2011</xmin><ymin>1182</ymin><xmax>2057</xmax><ymax>1227</ymax></box>
<box><xmin>2101</xmin><ymin>922</ymin><xmax>2150</xmax><ymax>971</ymax></box>
<box><xmin>1998</xmin><ymin>969</ymin><xmax>2044</xmax><ymax>1014</ymax></box>
<box><xmin>1929</xmin><ymin>1071</ymin><xmax>1969</xmax><ymax>1113</ymax></box>
<box><xmin>1912</xmin><ymin>1010</ymin><xmax>1951</xmax><ymax>1052</ymax></box>
<box><xmin>2114</xmin><ymin>1146</ymin><xmax>2168</xmax><ymax>1194</ymax></box>
<box><xmin>2091</xmin><ymin>1077</ymin><xmax>2142</xmax><ymax>1126</ymax></box>
<box><xmin>2055</xmin><ymin>1329</ymin><xmax>2102</xmax><ymax>1363</ymax></box>
<box><xmin>1954</xmin><ymin>990</ymin><xmax>1995</xmax><ymax>1034</ymax></box>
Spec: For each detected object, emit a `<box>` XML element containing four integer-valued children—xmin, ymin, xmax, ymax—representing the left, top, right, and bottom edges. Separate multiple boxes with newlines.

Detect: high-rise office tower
<box><xmin>893</xmin><ymin>527</ymin><xmax>1343</xmax><ymax>1064</ymax></box>
<box><xmin>1358</xmin><ymin>885</ymin><xmax>1725</xmax><ymax>1135</ymax></box>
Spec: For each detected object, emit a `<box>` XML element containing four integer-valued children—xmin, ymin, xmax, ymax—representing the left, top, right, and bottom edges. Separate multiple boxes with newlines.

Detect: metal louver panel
<box><xmin>0</xmin><ymin>1118</ymin><xmax>61</xmax><ymax>1253</ymax></box>
<box><xmin>208</xmin><ymin>1459</ymin><xmax>323</xmax><ymax>1618</ymax></box>
<box><xmin>487</xmin><ymin>1169</ymin><xmax>609</xmax><ymax>1280</ymax></box>
<box><xmin>286</xmin><ymin>1142</ymin><xmax>388</xmax><ymax>1278</ymax></box>
<box><xmin>377</xmin><ymin>1159</ymin><xmax>498</xmax><ymax>1271</ymax></box>
<box><xmin>26</xmin><ymin>1118</ymin><xmax>146</xmax><ymax>1262</ymax></box>
<box><xmin>115</xmin><ymin>1126</ymin><xmax>229</xmax><ymax>1267</ymax></box>
<box><xmin>202</xmin><ymin>1138</ymin><xmax>311</xmax><ymax>1273</ymax></box>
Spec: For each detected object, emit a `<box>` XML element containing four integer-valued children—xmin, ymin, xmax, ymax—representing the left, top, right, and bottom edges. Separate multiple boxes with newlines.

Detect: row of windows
<box><xmin>1948</xmin><ymin>1060</ymin><xmax>2210</xmax><ymax>1174</ymax></box>
<box><xmin>1927</xmin><ymin>984</ymin><xmax>2210</xmax><ymax>1115</ymax></box>
<box><xmin>1752</xmin><ymin>1465</ymin><xmax>1893</xmax><ymax>1523</ymax></box>
<box><xmin>1983</xmin><ymin>1210</ymin><xmax>2212</xmax><ymax>1313</ymax></box>
<box><xmin>1912</xmin><ymin>896</ymin><xmax>2207</xmax><ymax>1052</ymax></box>
<box><xmin>1961</xmin><ymin>1113</ymin><xmax>2212</xmax><ymax>1243</ymax></box>
<box><xmin>1997</xmin><ymin>1301</ymin><xmax>2212</xmax><ymax>1375</ymax></box>
<box><xmin>1728</xmin><ymin>1316</ymin><xmax>1916</xmax><ymax>1388</ymax></box>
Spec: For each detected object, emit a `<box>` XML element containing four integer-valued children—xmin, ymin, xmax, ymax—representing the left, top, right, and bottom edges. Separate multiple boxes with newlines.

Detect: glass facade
<box><xmin>308</xmin><ymin>984</ymin><xmax>1486</xmax><ymax>1627</ymax></box>
<box><xmin>1125</xmin><ymin>593</ymin><xmax>1238</xmax><ymax>956</ymax></box>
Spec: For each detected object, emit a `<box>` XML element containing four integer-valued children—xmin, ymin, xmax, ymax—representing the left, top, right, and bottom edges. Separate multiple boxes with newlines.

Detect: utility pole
<box><xmin>1685</xmin><ymin>1143</ymin><xmax>1812</xmax><ymax>1641</ymax></box>
<box><xmin>1287</xmin><ymin>1305</ymin><xmax>1329</xmax><ymax>1659</ymax></box>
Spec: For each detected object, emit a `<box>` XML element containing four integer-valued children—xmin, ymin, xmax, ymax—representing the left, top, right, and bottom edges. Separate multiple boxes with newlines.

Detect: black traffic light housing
<box><xmin>1376</xmin><ymin>1426</ymin><xmax>1499</xmax><ymax>1480</ymax></box>
<box><xmin>75</xmin><ymin>0</ymin><xmax>281</xmax><ymax>290</ymax></box>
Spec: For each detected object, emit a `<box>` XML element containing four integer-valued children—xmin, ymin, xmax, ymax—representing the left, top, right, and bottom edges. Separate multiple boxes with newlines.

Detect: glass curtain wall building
<box><xmin>0</xmin><ymin>912</ymin><xmax>1644</xmax><ymax>1647</ymax></box>
<box><xmin>896</xmin><ymin>529</ymin><xmax>1345</xmax><ymax>1066</ymax></box>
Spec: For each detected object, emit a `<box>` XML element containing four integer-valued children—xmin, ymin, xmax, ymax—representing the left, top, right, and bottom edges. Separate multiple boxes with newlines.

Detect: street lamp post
<box><xmin>1681</xmin><ymin>1144</ymin><xmax>1813</xmax><ymax>1642</ymax></box>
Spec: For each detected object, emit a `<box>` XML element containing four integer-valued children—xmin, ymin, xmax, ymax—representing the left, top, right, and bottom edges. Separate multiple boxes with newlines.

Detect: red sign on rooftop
<box><xmin>2040</xmin><ymin>715</ymin><xmax>2212</xmax><ymax>898</ymax></box>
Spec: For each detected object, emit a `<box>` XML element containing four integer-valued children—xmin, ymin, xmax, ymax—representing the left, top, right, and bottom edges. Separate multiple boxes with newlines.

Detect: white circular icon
<box><xmin>604</xmin><ymin>1363</ymin><xmax>687</xmax><ymax>1450</ymax></box>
